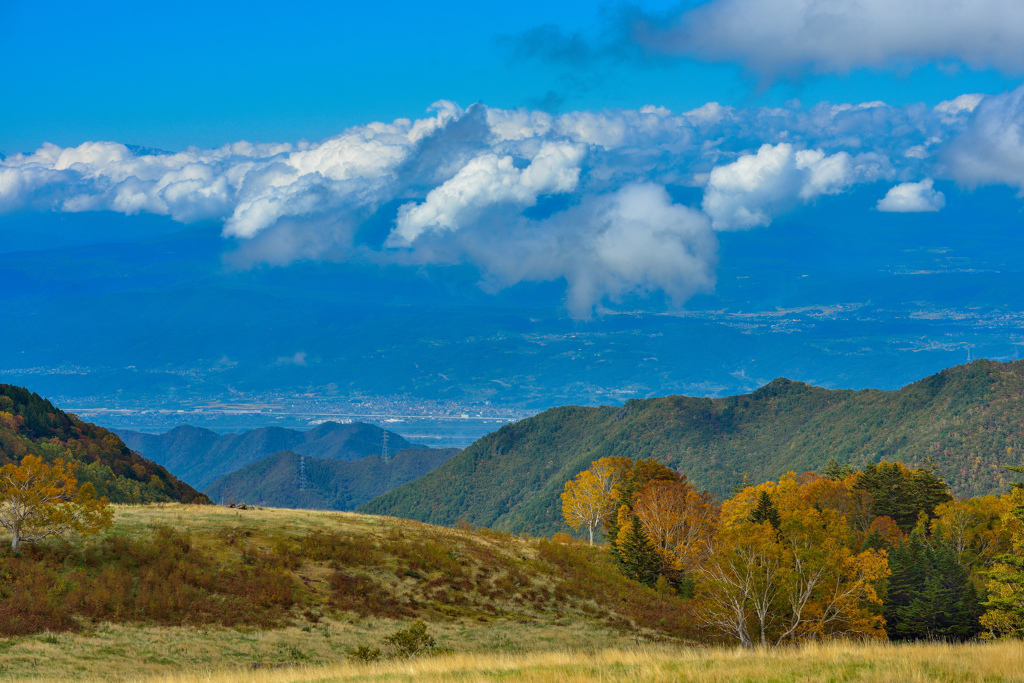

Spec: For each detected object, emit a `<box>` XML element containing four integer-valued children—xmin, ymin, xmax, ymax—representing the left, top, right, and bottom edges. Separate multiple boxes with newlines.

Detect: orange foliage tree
<box><xmin>632</xmin><ymin>478</ymin><xmax>719</xmax><ymax>575</ymax></box>
<box><xmin>696</xmin><ymin>472</ymin><xmax>890</xmax><ymax>647</ymax></box>
<box><xmin>0</xmin><ymin>455</ymin><xmax>113</xmax><ymax>552</ymax></box>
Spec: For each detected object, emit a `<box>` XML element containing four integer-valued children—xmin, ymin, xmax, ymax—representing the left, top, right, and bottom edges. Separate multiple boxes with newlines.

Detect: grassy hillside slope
<box><xmin>204</xmin><ymin>447</ymin><xmax>459</xmax><ymax>510</ymax></box>
<box><xmin>361</xmin><ymin>359</ymin><xmax>1024</xmax><ymax>536</ymax></box>
<box><xmin>0</xmin><ymin>384</ymin><xmax>207</xmax><ymax>504</ymax></box>
<box><xmin>116</xmin><ymin>422</ymin><xmax>417</xmax><ymax>490</ymax></box>
<box><xmin>0</xmin><ymin>504</ymin><xmax>697</xmax><ymax>649</ymax></box>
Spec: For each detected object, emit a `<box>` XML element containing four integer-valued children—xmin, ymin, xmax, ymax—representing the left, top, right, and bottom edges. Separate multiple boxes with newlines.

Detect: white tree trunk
<box><xmin>11</xmin><ymin>525</ymin><xmax>20</xmax><ymax>552</ymax></box>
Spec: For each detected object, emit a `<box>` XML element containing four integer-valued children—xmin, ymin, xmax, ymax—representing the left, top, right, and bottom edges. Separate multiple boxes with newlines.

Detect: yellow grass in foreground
<box><xmin>94</xmin><ymin>641</ymin><xmax>1024</xmax><ymax>683</ymax></box>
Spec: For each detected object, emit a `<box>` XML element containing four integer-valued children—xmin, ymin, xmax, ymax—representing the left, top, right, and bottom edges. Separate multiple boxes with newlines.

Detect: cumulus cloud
<box><xmin>400</xmin><ymin>183</ymin><xmax>717</xmax><ymax>318</ymax></box>
<box><xmin>635</xmin><ymin>0</ymin><xmax>1024</xmax><ymax>77</ymax></box>
<box><xmin>389</xmin><ymin>141</ymin><xmax>585</xmax><ymax>245</ymax></box>
<box><xmin>944</xmin><ymin>84</ymin><xmax>1024</xmax><ymax>191</ymax></box>
<box><xmin>702</xmin><ymin>143</ymin><xmax>890</xmax><ymax>230</ymax></box>
<box><xmin>876</xmin><ymin>178</ymin><xmax>946</xmax><ymax>212</ymax></box>
<box><xmin>1</xmin><ymin>91</ymin><xmax>1014</xmax><ymax>316</ymax></box>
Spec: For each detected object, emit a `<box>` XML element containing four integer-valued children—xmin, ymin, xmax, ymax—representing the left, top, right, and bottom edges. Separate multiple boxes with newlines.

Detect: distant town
<box><xmin>64</xmin><ymin>391</ymin><xmax>534</xmax><ymax>448</ymax></box>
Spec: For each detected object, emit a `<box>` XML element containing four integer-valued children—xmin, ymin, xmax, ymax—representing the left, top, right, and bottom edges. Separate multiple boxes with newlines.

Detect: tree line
<box><xmin>562</xmin><ymin>456</ymin><xmax>1024</xmax><ymax>646</ymax></box>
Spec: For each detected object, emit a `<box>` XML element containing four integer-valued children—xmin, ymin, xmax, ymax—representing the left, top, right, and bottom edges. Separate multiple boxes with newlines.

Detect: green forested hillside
<box><xmin>117</xmin><ymin>421</ymin><xmax>417</xmax><ymax>489</ymax></box>
<box><xmin>204</xmin><ymin>447</ymin><xmax>459</xmax><ymax>510</ymax></box>
<box><xmin>360</xmin><ymin>360</ymin><xmax>1024</xmax><ymax>536</ymax></box>
<box><xmin>0</xmin><ymin>384</ymin><xmax>207</xmax><ymax>504</ymax></box>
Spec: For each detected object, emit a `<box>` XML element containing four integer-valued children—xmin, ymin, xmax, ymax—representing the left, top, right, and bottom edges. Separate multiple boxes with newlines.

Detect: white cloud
<box><xmin>275</xmin><ymin>351</ymin><xmax>308</xmax><ymax>366</ymax></box>
<box><xmin>701</xmin><ymin>143</ymin><xmax>890</xmax><ymax>230</ymax></box>
<box><xmin>389</xmin><ymin>141</ymin><xmax>585</xmax><ymax>245</ymax></box>
<box><xmin>638</xmin><ymin>0</ymin><xmax>1024</xmax><ymax>77</ymax></box>
<box><xmin>401</xmin><ymin>183</ymin><xmax>717</xmax><ymax>318</ymax></box>
<box><xmin>877</xmin><ymin>178</ymin><xmax>946</xmax><ymax>212</ymax></box>
<box><xmin>944</xmin><ymin>84</ymin><xmax>1024</xmax><ymax>191</ymax></box>
<box><xmin>2</xmin><ymin>91</ymin><xmax>1016</xmax><ymax>317</ymax></box>
<box><xmin>934</xmin><ymin>94</ymin><xmax>984</xmax><ymax>118</ymax></box>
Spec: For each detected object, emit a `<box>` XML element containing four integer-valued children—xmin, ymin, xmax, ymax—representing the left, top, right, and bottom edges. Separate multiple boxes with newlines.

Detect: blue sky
<box><xmin>2</xmin><ymin>0</ymin><xmax>1021</xmax><ymax>152</ymax></box>
<box><xmin>4</xmin><ymin>0</ymin><xmax>1024</xmax><ymax>410</ymax></box>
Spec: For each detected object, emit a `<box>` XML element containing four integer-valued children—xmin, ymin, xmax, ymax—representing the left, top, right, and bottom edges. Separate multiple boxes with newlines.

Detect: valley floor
<box><xmin>2</xmin><ymin>639</ymin><xmax>1023</xmax><ymax>682</ymax></box>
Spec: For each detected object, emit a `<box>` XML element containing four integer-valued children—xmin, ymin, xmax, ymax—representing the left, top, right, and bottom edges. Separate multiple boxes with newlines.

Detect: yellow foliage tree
<box><xmin>979</xmin><ymin>487</ymin><xmax>1024</xmax><ymax>638</ymax></box>
<box><xmin>697</xmin><ymin>472</ymin><xmax>890</xmax><ymax>647</ymax></box>
<box><xmin>931</xmin><ymin>495</ymin><xmax>1012</xmax><ymax>570</ymax></box>
<box><xmin>560</xmin><ymin>457</ymin><xmax>630</xmax><ymax>545</ymax></box>
<box><xmin>0</xmin><ymin>455</ymin><xmax>113</xmax><ymax>552</ymax></box>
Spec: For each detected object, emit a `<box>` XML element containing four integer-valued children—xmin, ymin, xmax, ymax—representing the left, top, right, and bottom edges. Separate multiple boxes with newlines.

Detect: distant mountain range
<box><xmin>360</xmin><ymin>360</ymin><xmax>1024</xmax><ymax>537</ymax></box>
<box><xmin>204</xmin><ymin>447</ymin><xmax>459</xmax><ymax>510</ymax></box>
<box><xmin>0</xmin><ymin>384</ymin><xmax>206</xmax><ymax>504</ymax></box>
<box><xmin>116</xmin><ymin>421</ymin><xmax>458</xmax><ymax>510</ymax></box>
<box><xmin>115</xmin><ymin>421</ymin><xmax>420</xmax><ymax>490</ymax></box>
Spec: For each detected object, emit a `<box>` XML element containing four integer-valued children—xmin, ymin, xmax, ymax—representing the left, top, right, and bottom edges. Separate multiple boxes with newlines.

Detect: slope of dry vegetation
<box><xmin>0</xmin><ymin>503</ymin><xmax>698</xmax><ymax>673</ymax></box>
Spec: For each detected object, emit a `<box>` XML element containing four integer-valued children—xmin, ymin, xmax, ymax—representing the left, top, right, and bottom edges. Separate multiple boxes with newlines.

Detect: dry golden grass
<box><xmin>77</xmin><ymin>640</ymin><xmax>1024</xmax><ymax>683</ymax></box>
<box><xmin>0</xmin><ymin>618</ymin><xmax>643</xmax><ymax>681</ymax></box>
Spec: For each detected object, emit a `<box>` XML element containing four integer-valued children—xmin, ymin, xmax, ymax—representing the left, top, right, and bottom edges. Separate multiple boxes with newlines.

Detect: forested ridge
<box><xmin>204</xmin><ymin>447</ymin><xmax>459</xmax><ymax>510</ymax></box>
<box><xmin>361</xmin><ymin>359</ymin><xmax>1024</xmax><ymax>536</ymax></box>
<box><xmin>0</xmin><ymin>384</ymin><xmax>207</xmax><ymax>504</ymax></box>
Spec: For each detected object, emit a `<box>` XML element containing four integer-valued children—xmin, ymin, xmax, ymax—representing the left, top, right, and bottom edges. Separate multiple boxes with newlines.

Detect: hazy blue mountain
<box><xmin>204</xmin><ymin>447</ymin><xmax>459</xmax><ymax>510</ymax></box>
<box><xmin>116</xmin><ymin>421</ymin><xmax>417</xmax><ymax>490</ymax></box>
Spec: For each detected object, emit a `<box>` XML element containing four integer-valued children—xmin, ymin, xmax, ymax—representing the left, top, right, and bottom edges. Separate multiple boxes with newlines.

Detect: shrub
<box><xmin>346</xmin><ymin>644</ymin><xmax>383</xmax><ymax>663</ymax></box>
<box><xmin>384</xmin><ymin>620</ymin><xmax>436</xmax><ymax>659</ymax></box>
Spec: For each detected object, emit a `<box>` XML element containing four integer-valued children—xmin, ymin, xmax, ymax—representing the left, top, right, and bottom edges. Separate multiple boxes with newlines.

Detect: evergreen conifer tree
<box><xmin>822</xmin><ymin>458</ymin><xmax>854</xmax><ymax>481</ymax></box>
<box><xmin>749</xmin><ymin>491</ymin><xmax>781</xmax><ymax>530</ymax></box>
<box><xmin>884</xmin><ymin>529</ymin><xmax>982</xmax><ymax>641</ymax></box>
<box><xmin>614</xmin><ymin>514</ymin><xmax>663</xmax><ymax>587</ymax></box>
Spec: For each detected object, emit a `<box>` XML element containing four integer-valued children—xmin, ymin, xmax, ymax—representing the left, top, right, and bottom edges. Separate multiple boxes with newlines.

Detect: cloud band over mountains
<box><xmin>3</xmin><ymin>86</ymin><xmax>1024</xmax><ymax>316</ymax></box>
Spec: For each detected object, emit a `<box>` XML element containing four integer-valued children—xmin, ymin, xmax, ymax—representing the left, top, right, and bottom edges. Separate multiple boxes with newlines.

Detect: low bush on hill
<box><xmin>0</xmin><ymin>525</ymin><xmax>295</xmax><ymax>636</ymax></box>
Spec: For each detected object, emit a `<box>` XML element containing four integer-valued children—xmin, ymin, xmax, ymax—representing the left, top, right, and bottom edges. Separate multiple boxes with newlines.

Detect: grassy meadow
<box><xmin>5</xmin><ymin>639</ymin><xmax>1024</xmax><ymax>682</ymax></box>
<box><xmin>2</xmin><ymin>504</ymin><xmax>1023</xmax><ymax>681</ymax></box>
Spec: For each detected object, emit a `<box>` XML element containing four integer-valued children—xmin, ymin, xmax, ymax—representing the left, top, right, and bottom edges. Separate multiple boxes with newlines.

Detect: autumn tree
<box><xmin>633</xmin><ymin>477</ymin><xmax>719</xmax><ymax>576</ymax></box>
<box><xmin>603</xmin><ymin>458</ymin><xmax>680</xmax><ymax>543</ymax></box>
<box><xmin>0</xmin><ymin>454</ymin><xmax>113</xmax><ymax>552</ymax></box>
<box><xmin>561</xmin><ymin>457</ymin><xmax>631</xmax><ymax>545</ymax></box>
<box><xmin>931</xmin><ymin>496</ymin><xmax>1012</xmax><ymax>570</ymax></box>
<box><xmin>697</xmin><ymin>473</ymin><xmax>889</xmax><ymax>647</ymax></box>
<box><xmin>980</xmin><ymin>488</ymin><xmax>1024</xmax><ymax>638</ymax></box>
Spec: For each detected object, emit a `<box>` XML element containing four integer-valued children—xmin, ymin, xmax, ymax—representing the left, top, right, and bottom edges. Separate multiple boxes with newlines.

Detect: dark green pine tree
<box><xmin>1004</xmin><ymin>465</ymin><xmax>1024</xmax><ymax>490</ymax></box>
<box><xmin>749</xmin><ymin>491</ymin><xmax>781</xmax><ymax>530</ymax></box>
<box><xmin>614</xmin><ymin>515</ymin><xmax>663</xmax><ymax>587</ymax></box>
<box><xmin>822</xmin><ymin>457</ymin><xmax>854</xmax><ymax>481</ymax></box>
<box><xmin>855</xmin><ymin>461</ymin><xmax>952</xmax><ymax>531</ymax></box>
<box><xmin>884</xmin><ymin>529</ymin><xmax>983</xmax><ymax>641</ymax></box>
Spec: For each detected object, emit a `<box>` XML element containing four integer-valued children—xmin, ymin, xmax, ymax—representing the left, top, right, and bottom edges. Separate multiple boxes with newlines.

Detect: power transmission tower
<box><xmin>381</xmin><ymin>428</ymin><xmax>389</xmax><ymax>461</ymax></box>
<box><xmin>298</xmin><ymin>453</ymin><xmax>307</xmax><ymax>491</ymax></box>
